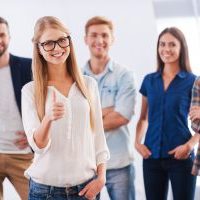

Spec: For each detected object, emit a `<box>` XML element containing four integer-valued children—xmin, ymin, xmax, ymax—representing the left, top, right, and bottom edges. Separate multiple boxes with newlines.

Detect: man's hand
<box><xmin>102</xmin><ymin>107</ymin><xmax>114</xmax><ymax>118</ymax></box>
<box><xmin>14</xmin><ymin>131</ymin><xmax>29</xmax><ymax>149</ymax></box>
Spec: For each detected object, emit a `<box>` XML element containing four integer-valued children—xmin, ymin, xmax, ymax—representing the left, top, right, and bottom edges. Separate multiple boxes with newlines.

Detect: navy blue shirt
<box><xmin>140</xmin><ymin>71</ymin><xmax>196</xmax><ymax>158</ymax></box>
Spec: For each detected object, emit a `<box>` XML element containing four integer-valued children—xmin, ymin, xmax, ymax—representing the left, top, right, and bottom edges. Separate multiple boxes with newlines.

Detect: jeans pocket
<box><xmin>29</xmin><ymin>179</ymin><xmax>49</xmax><ymax>199</ymax></box>
<box><xmin>79</xmin><ymin>196</ymin><xmax>98</xmax><ymax>200</ymax></box>
<box><xmin>96</xmin><ymin>193</ymin><xmax>100</xmax><ymax>200</ymax></box>
<box><xmin>81</xmin><ymin>193</ymin><xmax>100</xmax><ymax>200</ymax></box>
<box><xmin>29</xmin><ymin>191</ymin><xmax>49</xmax><ymax>200</ymax></box>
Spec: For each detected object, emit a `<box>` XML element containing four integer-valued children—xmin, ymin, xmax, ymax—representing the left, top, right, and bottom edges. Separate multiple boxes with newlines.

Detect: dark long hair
<box><xmin>156</xmin><ymin>27</ymin><xmax>192</xmax><ymax>72</ymax></box>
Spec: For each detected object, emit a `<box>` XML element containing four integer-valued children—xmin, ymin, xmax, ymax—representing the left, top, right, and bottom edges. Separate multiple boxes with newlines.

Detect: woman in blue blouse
<box><xmin>135</xmin><ymin>27</ymin><xmax>200</xmax><ymax>200</ymax></box>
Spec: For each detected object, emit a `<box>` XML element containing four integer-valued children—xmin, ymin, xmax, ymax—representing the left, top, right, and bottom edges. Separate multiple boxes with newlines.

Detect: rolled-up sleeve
<box><xmin>21</xmin><ymin>83</ymin><xmax>51</xmax><ymax>154</ymax></box>
<box><xmin>91</xmin><ymin>79</ymin><xmax>110</xmax><ymax>165</ymax></box>
<box><xmin>114</xmin><ymin>71</ymin><xmax>136</xmax><ymax>120</ymax></box>
<box><xmin>191</xmin><ymin>77</ymin><xmax>200</xmax><ymax>106</ymax></box>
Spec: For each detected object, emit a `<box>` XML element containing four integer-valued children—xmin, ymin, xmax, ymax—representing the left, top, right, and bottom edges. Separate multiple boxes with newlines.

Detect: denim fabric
<box><xmin>83</xmin><ymin>60</ymin><xmax>136</xmax><ymax>170</ymax></box>
<box><xmin>105</xmin><ymin>164</ymin><xmax>135</xmax><ymax>200</ymax></box>
<box><xmin>83</xmin><ymin>60</ymin><xmax>136</xmax><ymax>120</ymax></box>
<box><xmin>143</xmin><ymin>158</ymin><xmax>196</xmax><ymax>200</ymax></box>
<box><xmin>28</xmin><ymin>178</ymin><xmax>100</xmax><ymax>200</ymax></box>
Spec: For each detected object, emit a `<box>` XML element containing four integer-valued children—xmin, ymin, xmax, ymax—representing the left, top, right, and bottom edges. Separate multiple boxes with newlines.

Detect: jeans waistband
<box><xmin>30</xmin><ymin>177</ymin><xmax>94</xmax><ymax>195</ymax></box>
<box><xmin>65</xmin><ymin>178</ymin><xmax>92</xmax><ymax>195</ymax></box>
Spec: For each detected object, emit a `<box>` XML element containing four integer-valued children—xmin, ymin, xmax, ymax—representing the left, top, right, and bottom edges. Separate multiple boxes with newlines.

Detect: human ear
<box><xmin>84</xmin><ymin>35</ymin><xmax>88</xmax><ymax>45</ymax></box>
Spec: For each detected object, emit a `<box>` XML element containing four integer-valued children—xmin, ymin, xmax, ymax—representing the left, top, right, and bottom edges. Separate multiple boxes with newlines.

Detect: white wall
<box><xmin>1</xmin><ymin>1</ymin><xmax>157</xmax><ymax>199</ymax></box>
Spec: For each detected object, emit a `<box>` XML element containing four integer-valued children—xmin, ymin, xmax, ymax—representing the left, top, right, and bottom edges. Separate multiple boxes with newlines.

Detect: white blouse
<box><xmin>22</xmin><ymin>76</ymin><xmax>110</xmax><ymax>187</ymax></box>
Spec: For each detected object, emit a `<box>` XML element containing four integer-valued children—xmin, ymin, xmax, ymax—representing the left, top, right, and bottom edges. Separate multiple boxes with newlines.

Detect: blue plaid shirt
<box><xmin>83</xmin><ymin>59</ymin><xmax>136</xmax><ymax>169</ymax></box>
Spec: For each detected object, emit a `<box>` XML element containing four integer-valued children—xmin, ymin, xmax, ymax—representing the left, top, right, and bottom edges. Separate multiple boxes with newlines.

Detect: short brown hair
<box><xmin>85</xmin><ymin>16</ymin><xmax>113</xmax><ymax>34</ymax></box>
<box><xmin>0</xmin><ymin>16</ymin><xmax>9</xmax><ymax>31</ymax></box>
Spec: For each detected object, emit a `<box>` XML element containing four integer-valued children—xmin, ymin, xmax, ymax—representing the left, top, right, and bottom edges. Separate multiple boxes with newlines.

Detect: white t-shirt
<box><xmin>0</xmin><ymin>65</ymin><xmax>31</xmax><ymax>154</ymax></box>
<box><xmin>22</xmin><ymin>76</ymin><xmax>109</xmax><ymax>187</ymax></box>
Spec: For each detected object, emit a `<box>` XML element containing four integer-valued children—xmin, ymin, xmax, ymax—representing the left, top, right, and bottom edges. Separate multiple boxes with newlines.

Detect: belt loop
<box><xmin>49</xmin><ymin>186</ymin><xmax>54</xmax><ymax>195</ymax></box>
<box><xmin>77</xmin><ymin>185</ymin><xmax>81</xmax><ymax>193</ymax></box>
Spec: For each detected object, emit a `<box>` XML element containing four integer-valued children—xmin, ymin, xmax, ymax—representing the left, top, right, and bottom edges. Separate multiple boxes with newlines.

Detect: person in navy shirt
<box><xmin>135</xmin><ymin>27</ymin><xmax>200</xmax><ymax>200</ymax></box>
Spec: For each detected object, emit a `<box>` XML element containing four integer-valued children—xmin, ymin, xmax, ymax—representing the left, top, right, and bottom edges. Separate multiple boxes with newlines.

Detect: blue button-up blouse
<box><xmin>140</xmin><ymin>71</ymin><xmax>196</xmax><ymax>158</ymax></box>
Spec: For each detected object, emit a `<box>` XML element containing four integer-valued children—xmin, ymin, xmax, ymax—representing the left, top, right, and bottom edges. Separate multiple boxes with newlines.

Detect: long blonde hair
<box><xmin>32</xmin><ymin>16</ymin><xmax>95</xmax><ymax>130</ymax></box>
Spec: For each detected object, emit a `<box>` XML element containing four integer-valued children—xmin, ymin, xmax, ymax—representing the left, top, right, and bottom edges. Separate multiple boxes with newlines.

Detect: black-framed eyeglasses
<box><xmin>39</xmin><ymin>36</ymin><xmax>70</xmax><ymax>52</ymax></box>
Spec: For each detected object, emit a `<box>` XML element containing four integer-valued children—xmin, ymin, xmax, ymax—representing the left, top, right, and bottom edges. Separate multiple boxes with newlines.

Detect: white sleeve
<box><xmin>21</xmin><ymin>83</ymin><xmax>51</xmax><ymax>154</ymax></box>
<box><xmin>91</xmin><ymin>79</ymin><xmax>110</xmax><ymax>166</ymax></box>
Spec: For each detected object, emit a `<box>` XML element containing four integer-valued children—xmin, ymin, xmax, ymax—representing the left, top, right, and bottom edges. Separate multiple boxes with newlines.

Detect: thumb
<box><xmin>146</xmin><ymin>148</ymin><xmax>152</xmax><ymax>155</ymax></box>
<box><xmin>52</xmin><ymin>90</ymin><xmax>56</xmax><ymax>103</ymax></box>
<box><xmin>168</xmin><ymin>148</ymin><xmax>176</xmax><ymax>155</ymax></box>
<box><xmin>79</xmin><ymin>186</ymin><xmax>87</xmax><ymax>196</ymax></box>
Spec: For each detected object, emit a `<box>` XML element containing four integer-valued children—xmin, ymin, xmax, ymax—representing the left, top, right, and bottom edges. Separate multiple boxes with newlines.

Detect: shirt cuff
<box><xmin>115</xmin><ymin>106</ymin><xmax>134</xmax><ymax>120</ymax></box>
<box><xmin>28</xmin><ymin>128</ymin><xmax>51</xmax><ymax>154</ymax></box>
<box><xmin>96</xmin><ymin>150</ymin><xmax>110</xmax><ymax>166</ymax></box>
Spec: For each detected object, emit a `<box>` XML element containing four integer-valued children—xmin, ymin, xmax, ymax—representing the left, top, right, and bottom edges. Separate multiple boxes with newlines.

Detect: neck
<box><xmin>0</xmin><ymin>51</ymin><xmax>9</xmax><ymax>68</ymax></box>
<box><xmin>89</xmin><ymin>55</ymin><xmax>110</xmax><ymax>74</ymax></box>
<box><xmin>163</xmin><ymin>63</ymin><xmax>180</xmax><ymax>77</ymax></box>
<box><xmin>48</xmin><ymin>63</ymin><xmax>69</xmax><ymax>81</ymax></box>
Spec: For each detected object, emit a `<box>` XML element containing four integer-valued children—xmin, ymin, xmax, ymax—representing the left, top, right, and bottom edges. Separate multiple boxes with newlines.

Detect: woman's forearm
<box><xmin>96</xmin><ymin>163</ymin><xmax>106</xmax><ymax>181</ymax></box>
<box><xmin>33</xmin><ymin>115</ymin><xmax>52</xmax><ymax>149</ymax></box>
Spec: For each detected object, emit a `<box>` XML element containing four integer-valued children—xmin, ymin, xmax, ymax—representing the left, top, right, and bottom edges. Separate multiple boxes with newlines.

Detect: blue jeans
<box><xmin>28</xmin><ymin>178</ymin><xmax>100</xmax><ymax>200</ymax></box>
<box><xmin>105</xmin><ymin>164</ymin><xmax>135</xmax><ymax>200</ymax></box>
<box><xmin>143</xmin><ymin>158</ymin><xmax>196</xmax><ymax>200</ymax></box>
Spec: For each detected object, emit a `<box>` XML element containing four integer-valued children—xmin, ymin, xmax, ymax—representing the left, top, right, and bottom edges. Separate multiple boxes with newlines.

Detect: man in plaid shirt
<box><xmin>189</xmin><ymin>76</ymin><xmax>200</xmax><ymax>175</ymax></box>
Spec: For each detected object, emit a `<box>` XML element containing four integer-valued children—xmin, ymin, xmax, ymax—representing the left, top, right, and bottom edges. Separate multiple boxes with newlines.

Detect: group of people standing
<box><xmin>0</xmin><ymin>15</ymin><xmax>200</xmax><ymax>200</ymax></box>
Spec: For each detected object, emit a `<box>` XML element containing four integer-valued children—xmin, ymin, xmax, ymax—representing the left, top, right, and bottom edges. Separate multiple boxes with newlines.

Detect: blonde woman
<box><xmin>21</xmin><ymin>16</ymin><xmax>109</xmax><ymax>200</ymax></box>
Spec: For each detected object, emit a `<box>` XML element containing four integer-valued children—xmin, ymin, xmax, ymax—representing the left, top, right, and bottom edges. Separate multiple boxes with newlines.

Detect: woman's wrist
<box><xmin>43</xmin><ymin>114</ymin><xmax>53</xmax><ymax>124</ymax></box>
<box><xmin>96</xmin><ymin>164</ymin><xmax>106</xmax><ymax>183</ymax></box>
<box><xmin>96</xmin><ymin>175</ymin><xmax>106</xmax><ymax>186</ymax></box>
<box><xmin>185</xmin><ymin>142</ymin><xmax>193</xmax><ymax>152</ymax></box>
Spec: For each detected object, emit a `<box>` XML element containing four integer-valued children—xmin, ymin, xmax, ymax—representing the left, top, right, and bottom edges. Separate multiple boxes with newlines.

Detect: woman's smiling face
<box><xmin>38</xmin><ymin>28</ymin><xmax>70</xmax><ymax>66</ymax></box>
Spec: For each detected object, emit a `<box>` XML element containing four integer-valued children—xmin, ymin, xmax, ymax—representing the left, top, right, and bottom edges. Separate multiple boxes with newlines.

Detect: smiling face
<box><xmin>85</xmin><ymin>24</ymin><xmax>114</xmax><ymax>59</ymax></box>
<box><xmin>158</xmin><ymin>32</ymin><xmax>181</xmax><ymax>66</ymax></box>
<box><xmin>38</xmin><ymin>28</ymin><xmax>70</xmax><ymax>66</ymax></box>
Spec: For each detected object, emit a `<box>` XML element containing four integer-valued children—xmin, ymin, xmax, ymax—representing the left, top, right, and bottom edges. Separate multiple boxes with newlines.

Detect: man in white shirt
<box><xmin>83</xmin><ymin>16</ymin><xmax>136</xmax><ymax>200</ymax></box>
<box><xmin>0</xmin><ymin>16</ymin><xmax>33</xmax><ymax>200</ymax></box>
